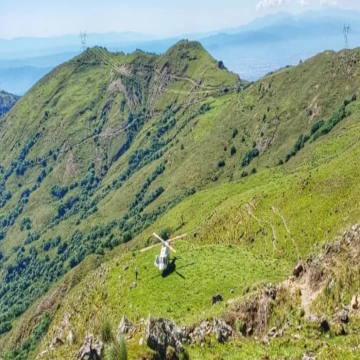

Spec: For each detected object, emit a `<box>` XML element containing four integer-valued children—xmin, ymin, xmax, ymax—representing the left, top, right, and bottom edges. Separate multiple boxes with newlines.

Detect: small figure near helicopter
<box><xmin>141</xmin><ymin>232</ymin><xmax>187</xmax><ymax>272</ymax></box>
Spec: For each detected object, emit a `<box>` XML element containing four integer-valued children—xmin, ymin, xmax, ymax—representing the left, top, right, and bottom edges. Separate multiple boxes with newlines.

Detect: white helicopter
<box><xmin>141</xmin><ymin>232</ymin><xmax>187</xmax><ymax>271</ymax></box>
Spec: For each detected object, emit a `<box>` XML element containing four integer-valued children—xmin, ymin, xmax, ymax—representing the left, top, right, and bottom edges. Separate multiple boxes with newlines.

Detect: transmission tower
<box><xmin>343</xmin><ymin>24</ymin><xmax>350</xmax><ymax>49</ymax></box>
<box><xmin>80</xmin><ymin>31</ymin><xmax>87</xmax><ymax>53</ymax></box>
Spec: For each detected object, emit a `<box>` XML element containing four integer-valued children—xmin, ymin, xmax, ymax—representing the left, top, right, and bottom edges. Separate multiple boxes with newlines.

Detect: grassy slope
<box><xmin>0</xmin><ymin>90</ymin><xmax>19</xmax><ymax>117</ymax></box>
<box><xmin>1</xmin><ymin>44</ymin><xmax>360</xmax><ymax>359</ymax></box>
<box><xmin>28</xmin><ymin>107</ymin><xmax>360</xmax><ymax>359</ymax></box>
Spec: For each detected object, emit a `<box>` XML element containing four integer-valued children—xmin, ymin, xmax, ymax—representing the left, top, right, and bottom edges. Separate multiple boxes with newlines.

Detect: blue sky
<box><xmin>0</xmin><ymin>0</ymin><xmax>359</xmax><ymax>39</ymax></box>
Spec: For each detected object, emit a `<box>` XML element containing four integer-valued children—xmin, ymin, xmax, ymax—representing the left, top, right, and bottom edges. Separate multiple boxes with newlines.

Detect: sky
<box><xmin>0</xmin><ymin>0</ymin><xmax>360</xmax><ymax>39</ymax></box>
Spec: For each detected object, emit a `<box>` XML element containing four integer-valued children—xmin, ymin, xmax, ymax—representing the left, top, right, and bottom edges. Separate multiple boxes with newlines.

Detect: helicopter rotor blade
<box><xmin>153</xmin><ymin>232</ymin><xmax>176</xmax><ymax>253</ymax></box>
<box><xmin>153</xmin><ymin>232</ymin><xmax>167</xmax><ymax>245</ymax></box>
<box><xmin>141</xmin><ymin>242</ymin><xmax>162</xmax><ymax>253</ymax></box>
<box><xmin>167</xmin><ymin>234</ymin><xmax>187</xmax><ymax>243</ymax></box>
<box><xmin>166</xmin><ymin>242</ymin><xmax>176</xmax><ymax>253</ymax></box>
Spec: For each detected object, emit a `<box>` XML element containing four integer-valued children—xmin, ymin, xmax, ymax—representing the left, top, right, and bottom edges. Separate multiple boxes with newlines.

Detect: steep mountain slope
<box><xmin>0</xmin><ymin>90</ymin><xmax>19</xmax><ymax>116</ymax></box>
<box><xmin>1</xmin><ymin>42</ymin><xmax>360</xmax><ymax>359</ymax></box>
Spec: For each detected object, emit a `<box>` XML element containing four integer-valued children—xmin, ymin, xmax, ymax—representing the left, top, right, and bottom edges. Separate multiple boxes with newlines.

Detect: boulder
<box><xmin>212</xmin><ymin>294</ymin><xmax>223</xmax><ymax>306</ymax></box>
<box><xmin>67</xmin><ymin>329</ymin><xmax>74</xmax><ymax>344</ymax></box>
<box><xmin>293</xmin><ymin>263</ymin><xmax>304</xmax><ymax>277</ymax></box>
<box><xmin>77</xmin><ymin>333</ymin><xmax>102</xmax><ymax>360</ymax></box>
<box><xmin>145</xmin><ymin>315</ymin><xmax>186</xmax><ymax>356</ymax></box>
<box><xmin>123</xmin><ymin>265</ymin><xmax>129</xmax><ymax>271</ymax></box>
<box><xmin>338</xmin><ymin>310</ymin><xmax>349</xmax><ymax>324</ymax></box>
<box><xmin>351</xmin><ymin>295</ymin><xmax>359</xmax><ymax>310</ymax></box>
<box><xmin>93</xmin><ymin>339</ymin><xmax>103</xmax><ymax>358</ymax></box>
<box><xmin>213</xmin><ymin>318</ymin><xmax>233</xmax><ymax>343</ymax></box>
<box><xmin>267</xmin><ymin>327</ymin><xmax>277</xmax><ymax>338</ymax></box>
<box><xmin>302</xmin><ymin>353</ymin><xmax>316</xmax><ymax>360</ymax></box>
<box><xmin>130</xmin><ymin>282</ymin><xmax>137</xmax><ymax>289</ymax></box>
<box><xmin>118</xmin><ymin>315</ymin><xmax>134</xmax><ymax>336</ymax></box>
<box><xmin>189</xmin><ymin>321</ymin><xmax>212</xmax><ymax>343</ymax></box>
<box><xmin>77</xmin><ymin>333</ymin><xmax>93</xmax><ymax>360</ymax></box>
<box><xmin>49</xmin><ymin>336</ymin><xmax>64</xmax><ymax>350</ymax></box>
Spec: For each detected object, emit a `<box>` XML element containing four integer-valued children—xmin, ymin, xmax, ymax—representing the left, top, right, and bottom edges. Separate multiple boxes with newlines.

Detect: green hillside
<box><xmin>1</xmin><ymin>42</ymin><xmax>360</xmax><ymax>360</ymax></box>
<box><xmin>0</xmin><ymin>90</ymin><xmax>19</xmax><ymax>117</ymax></box>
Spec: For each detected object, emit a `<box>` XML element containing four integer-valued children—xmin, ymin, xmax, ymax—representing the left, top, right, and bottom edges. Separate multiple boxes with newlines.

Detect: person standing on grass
<box><xmin>135</xmin><ymin>265</ymin><xmax>138</xmax><ymax>281</ymax></box>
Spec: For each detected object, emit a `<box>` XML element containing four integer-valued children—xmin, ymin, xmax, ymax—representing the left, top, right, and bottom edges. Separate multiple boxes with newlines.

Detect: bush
<box><xmin>230</xmin><ymin>146</ymin><xmax>236</xmax><ymax>156</ymax></box>
<box><xmin>100</xmin><ymin>317</ymin><xmax>113</xmax><ymax>343</ymax></box>
<box><xmin>218</xmin><ymin>160</ymin><xmax>225</xmax><ymax>168</ymax></box>
<box><xmin>106</xmin><ymin>337</ymin><xmax>127</xmax><ymax>360</ymax></box>
<box><xmin>242</xmin><ymin>148</ymin><xmax>259</xmax><ymax>167</ymax></box>
<box><xmin>310</xmin><ymin>120</ymin><xmax>325</xmax><ymax>135</ymax></box>
<box><xmin>51</xmin><ymin>185</ymin><xmax>68</xmax><ymax>199</ymax></box>
<box><xmin>232</xmin><ymin>129</ymin><xmax>238</xmax><ymax>138</ymax></box>
<box><xmin>0</xmin><ymin>321</ymin><xmax>12</xmax><ymax>334</ymax></box>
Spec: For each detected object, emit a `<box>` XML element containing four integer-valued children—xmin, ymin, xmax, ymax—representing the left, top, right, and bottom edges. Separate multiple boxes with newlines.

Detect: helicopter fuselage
<box><xmin>155</xmin><ymin>244</ymin><xmax>170</xmax><ymax>271</ymax></box>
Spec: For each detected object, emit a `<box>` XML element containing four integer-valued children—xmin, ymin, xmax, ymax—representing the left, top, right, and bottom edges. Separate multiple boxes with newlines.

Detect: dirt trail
<box><xmin>271</xmin><ymin>205</ymin><xmax>301</xmax><ymax>259</ymax></box>
<box><xmin>94</xmin><ymin>48</ymin><xmax>237</xmax><ymax>97</ymax></box>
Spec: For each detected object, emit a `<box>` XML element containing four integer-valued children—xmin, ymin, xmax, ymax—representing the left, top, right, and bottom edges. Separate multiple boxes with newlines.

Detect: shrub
<box><xmin>310</xmin><ymin>120</ymin><xmax>325</xmax><ymax>135</ymax></box>
<box><xmin>235</xmin><ymin>319</ymin><xmax>246</xmax><ymax>336</ymax></box>
<box><xmin>218</xmin><ymin>160</ymin><xmax>225</xmax><ymax>168</ymax></box>
<box><xmin>242</xmin><ymin>148</ymin><xmax>259</xmax><ymax>167</ymax></box>
<box><xmin>230</xmin><ymin>146</ymin><xmax>236</xmax><ymax>156</ymax></box>
<box><xmin>100</xmin><ymin>317</ymin><xmax>113</xmax><ymax>343</ymax></box>
<box><xmin>0</xmin><ymin>321</ymin><xmax>12</xmax><ymax>335</ymax></box>
<box><xmin>51</xmin><ymin>185</ymin><xmax>69</xmax><ymax>199</ymax></box>
<box><xmin>106</xmin><ymin>336</ymin><xmax>127</xmax><ymax>360</ymax></box>
<box><xmin>232</xmin><ymin>129</ymin><xmax>238</xmax><ymax>138</ymax></box>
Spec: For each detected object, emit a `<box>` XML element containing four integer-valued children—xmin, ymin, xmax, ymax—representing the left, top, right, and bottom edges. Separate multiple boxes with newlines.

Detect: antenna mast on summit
<box><xmin>80</xmin><ymin>31</ymin><xmax>87</xmax><ymax>53</ymax></box>
<box><xmin>343</xmin><ymin>24</ymin><xmax>350</xmax><ymax>49</ymax></box>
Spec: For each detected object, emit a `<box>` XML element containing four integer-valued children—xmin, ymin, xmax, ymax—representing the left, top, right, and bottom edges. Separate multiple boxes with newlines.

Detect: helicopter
<box><xmin>141</xmin><ymin>232</ymin><xmax>187</xmax><ymax>271</ymax></box>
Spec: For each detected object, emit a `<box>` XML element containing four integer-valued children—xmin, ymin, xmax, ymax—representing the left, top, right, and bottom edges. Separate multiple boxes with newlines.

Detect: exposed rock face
<box><xmin>77</xmin><ymin>333</ymin><xmax>103</xmax><ymax>360</ymax></box>
<box><xmin>189</xmin><ymin>321</ymin><xmax>212</xmax><ymax>343</ymax></box>
<box><xmin>145</xmin><ymin>315</ymin><xmax>186</xmax><ymax>356</ymax></box>
<box><xmin>212</xmin><ymin>294</ymin><xmax>223</xmax><ymax>306</ymax></box>
<box><xmin>77</xmin><ymin>333</ymin><xmax>93</xmax><ymax>360</ymax></box>
<box><xmin>338</xmin><ymin>310</ymin><xmax>349</xmax><ymax>324</ymax></box>
<box><xmin>213</xmin><ymin>318</ymin><xmax>233</xmax><ymax>343</ymax></box>
<box><xmin>118</xmin><ymin>315</ymin><xmax>134</xmax><ymax>336</ymax></box>
<box><xmin>303</xmin><ymin>353</ymin><xmax>316</xmax><ymax>360</ymax></box>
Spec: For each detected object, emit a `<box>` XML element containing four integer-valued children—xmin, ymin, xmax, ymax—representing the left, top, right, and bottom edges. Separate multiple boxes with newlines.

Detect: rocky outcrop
<box><xmin>77</xmin><ymin>333</ymin><xmax>103</xmax><ymax>360</ymax></box>
<box><xmin>188</xmin><ymin>321</ymin><xmax>212</xmax><ymax>343</ymax></box>
<box><xmin>213</xmin><ymin>318</ymin><xmax>233</xmax><ymax>343</ymax></box>
<box><xmin>118</xmin><ymin>315</ymin><xmax>134</xmax><ymax>336</ymax></box>
<box><xmin>145</xmin><ymin>315</ymin><xmax>187</xmax><ymax>357</ymax></box>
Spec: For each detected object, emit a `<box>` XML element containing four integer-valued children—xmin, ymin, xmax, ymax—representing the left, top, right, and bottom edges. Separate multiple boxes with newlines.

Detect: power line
<box><xmin>80</xmin><ymin>31</ymin><xmax>87</xmax><ymax>53</ymax></box>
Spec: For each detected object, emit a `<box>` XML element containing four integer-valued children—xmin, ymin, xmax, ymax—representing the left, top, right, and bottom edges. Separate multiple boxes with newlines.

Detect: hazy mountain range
<box><xmin>1</xmin><ymin>7</ymin><xmax>359</xmax><ymax>95</ymax></box>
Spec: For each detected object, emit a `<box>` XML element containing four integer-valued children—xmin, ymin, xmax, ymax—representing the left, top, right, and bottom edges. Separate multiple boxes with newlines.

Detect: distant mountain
<box><xmin>0</xmin><ymin>90</ymin><xmax>19</xmax><ymax>116</ymax></box>
<box><xmin>0</xmin><ymin>32</ymin><xmax>156</xmax><ymax>59</ymax></box>
<box><xmin>1</xmin><ymin>7</ymin><xmax>360</xmax><ymax>94</ymax></box>
<box><xmin>0</xmin><ymin>66</ymin><xmax>52</xmax><ymax>95</ymax></box>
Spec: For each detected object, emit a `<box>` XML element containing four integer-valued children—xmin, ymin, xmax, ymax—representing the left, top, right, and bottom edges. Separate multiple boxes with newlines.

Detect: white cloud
<box><xmin>298</xmin><ymin>0</ymin><xmax>310</xmax><ymax>6</ymax></box>
<box><xmin>320</xmin><ymin>0</ymin><xmax>338</xmax><ymax>5</ymax></box>
<box><xmin>256</xmin><ymin>0</ymin><xmax>287</xmax><ymax>11</ymax></box>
